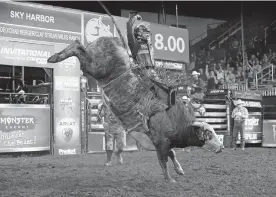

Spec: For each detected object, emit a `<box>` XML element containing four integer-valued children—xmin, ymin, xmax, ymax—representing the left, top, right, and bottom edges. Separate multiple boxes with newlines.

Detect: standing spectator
<box><xmin>214</xmin><ymin>65</ymin><xmax>225</xmax><ymax>86</ymax></box>
<box><xmin>190</xmin><ymin>70</ymin><xmax>206</xmax><ymax>102</ymax></box>
<box><xmin>205</xmin><ymin>65</ymin><xmax>218</xmax><ymax>90</ymax></box>
<box><xmin>98</xmin><ymin>101</ymin><xmax>126</xmax><ymax>166</ymax></box>
<box><xmin>189</xmin><ymin>52</ymin><xmax>196</xmax><ymax>71</ymax></box>
<box><xmin>231</xmin><ymin>99</ymin><xmax>249</xmax><ymax>150</ymax></box>
<box><xmin>205</xmin><ymin>51</ymin><xmax>214</xmax><ymax>64</ymax></box>
<box><xmin>245</xmin><ymin>65</ymin><xmax>254</xmax><ymax>88</ymax></box>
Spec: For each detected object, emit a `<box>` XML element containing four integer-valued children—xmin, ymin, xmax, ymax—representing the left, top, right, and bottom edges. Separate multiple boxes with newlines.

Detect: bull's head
<box><xmin>191</xmin><ymin>121</ymin><xmax>224</xmax><ymax>153</ymax></box>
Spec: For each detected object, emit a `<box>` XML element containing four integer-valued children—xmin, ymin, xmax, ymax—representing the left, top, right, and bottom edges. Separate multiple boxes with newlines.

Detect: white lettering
<box><xmin>59</xmin><ymin>149</ymin><xmax>76</xmax><ymax>155</ymax></box>
<box><xmin>10</xmin><ymin>11</ymin><xmax>24</xmax><ymax>19</ymax></box>
<box><xmin>25</xmin><ymin>13</ymin><xmax>55</xmax><ymax>23</ymax></box>
<box><xmin>0</xmin><ymin>47</ymin><xmax>50</xmax><ymax>58</ymax></box>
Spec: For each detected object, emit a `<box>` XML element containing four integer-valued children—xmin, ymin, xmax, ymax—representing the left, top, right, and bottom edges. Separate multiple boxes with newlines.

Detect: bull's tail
<box><xmin>47</xmin><ymin>40</ymin><xmax>87</xmax><ymax>64</ymax></box>
<box><xmin>98</xmin><ymin>1</ymin><xmax>127</xmax><ymax>50</ymax></box>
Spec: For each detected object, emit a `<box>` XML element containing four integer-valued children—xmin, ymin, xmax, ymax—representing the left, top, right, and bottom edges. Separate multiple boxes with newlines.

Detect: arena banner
<box><xmin>0</xmin><ymin>2</ymin><xmax>81</xmax><ymax>44</ymax></box>
<box><xmin>0</xmin><ymin>104</ymin><xmax>50</xmax><ymax>153</ymax></box>
<box><xmin>232</xmin><ymin>90</ymin><xmax>262</xmax><ymax>101</ymax></box>
<box><xmin>53</xmin><ymin>44</ymin><xmax>81</xmax><ymax>156</ymax></box>
<box><xmin>245</xmin><ymin>113</ymin><xmax>262</xmax><ymax>133</ymax></box>
<box><xmin>262</xmin><ymin>120</ymin><xmax>276</xmax><ymax>147</ymax></box>
<box><xmin>0</xmin><ymin>39</ymin><xmax>55</xmax><ymax>68</ymax></box>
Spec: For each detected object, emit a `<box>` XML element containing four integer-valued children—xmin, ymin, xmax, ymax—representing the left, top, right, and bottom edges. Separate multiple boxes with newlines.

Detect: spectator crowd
<box><xmin>189</xmin><ymin>35</ymin><xmax>276</xmax><ymax>91</ymax></box>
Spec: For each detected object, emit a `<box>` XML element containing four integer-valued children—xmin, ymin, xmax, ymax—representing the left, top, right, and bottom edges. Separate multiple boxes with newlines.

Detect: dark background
<box><xmin>32</xmin><ymin>1</ymin><xmax>276</xmax><ymax>21</ymax></box>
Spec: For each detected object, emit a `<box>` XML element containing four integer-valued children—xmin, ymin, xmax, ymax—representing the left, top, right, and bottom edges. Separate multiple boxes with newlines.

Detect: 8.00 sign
<box><xmin>151</xmin><ymin>23</ymin><xmax>189</xmax><ymax>63</ymax></box>
<box><xmin>155</xmin><ymin>34</ymin><xmax>185</xmax><ymax>53</ymax></box>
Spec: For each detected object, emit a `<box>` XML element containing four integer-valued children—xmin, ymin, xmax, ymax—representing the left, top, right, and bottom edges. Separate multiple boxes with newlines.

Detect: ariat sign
<box><xmin>58</xmin><ymin>148</ymin><xmax>76</xmax><ymax>155</ymax></box>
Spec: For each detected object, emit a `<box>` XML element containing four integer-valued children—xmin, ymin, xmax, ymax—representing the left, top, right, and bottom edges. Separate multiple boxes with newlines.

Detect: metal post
<box><xmin>12</xmin><ymin>66</ymin><xmax>15</xmax><ymax>92</ymax></box>
<box><xmin>176</xmin><ymin>4</ymin><xmax>178</xmax><ymax>28</ymax></box>
<box><xmin>241</xmin><ymin>3</ymin><xmax>246</xmax><ymax>80</ymax></box>
<box><xmin>256</xmin><ymin>73</ymin><xmax>258</xmax><ymax>90</ymax></box>
<box><xmin>22</xmin><ymin>66</ymin><xmax>24</xmax><ymax>85</ymax></box>
<box><xmin>272</xmin><ymin>64</ymin><xmax>274</xmax><ymax>81</ymax></box>
<box><xmin>264</xmin><ymin>27</ymin><xmax>268</xmax><ymax>47</ymax></box>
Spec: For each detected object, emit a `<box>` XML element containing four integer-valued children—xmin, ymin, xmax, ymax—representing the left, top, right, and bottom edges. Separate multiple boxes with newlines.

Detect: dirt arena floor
<box><xmin>1</xmin><ymin>147</ymin><xmax>276</xmax><ymax>197</ymax></box>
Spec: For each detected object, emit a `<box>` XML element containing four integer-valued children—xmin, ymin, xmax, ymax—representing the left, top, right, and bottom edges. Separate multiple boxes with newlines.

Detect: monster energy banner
<box><xmin>0</xmin><ymin>104</ymin><xmax>50</xmax><ymax>153</ymax></box>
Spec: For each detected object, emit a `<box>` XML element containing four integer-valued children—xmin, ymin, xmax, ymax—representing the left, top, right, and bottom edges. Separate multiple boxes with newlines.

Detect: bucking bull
<box><xmin>47</xmin><ymin>4</ymin><xmax>223</xmax><ymax>183</ymax></box>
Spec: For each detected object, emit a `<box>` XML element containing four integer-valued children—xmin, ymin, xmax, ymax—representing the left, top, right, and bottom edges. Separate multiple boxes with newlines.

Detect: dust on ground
<box><xmin>0</xmin><ymin>148</ymin><xmax>276</xmax><ymax>197</ymax></box>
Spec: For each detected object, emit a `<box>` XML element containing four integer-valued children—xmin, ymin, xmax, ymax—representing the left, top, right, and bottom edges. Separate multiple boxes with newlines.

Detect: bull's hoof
<box><xmin>166</xmin><ymin>178</ymin><xmax>176</xmax><ymax>183</ymax></box>
<box><xmin>47</xmin><ymin>54</ymin><xmax>59</xmax><ymax>63</ymax></box>
<box><xmin>175</xmin><ymin>167</ymin><xmax>185</xmax><ymax>175</ymax></box>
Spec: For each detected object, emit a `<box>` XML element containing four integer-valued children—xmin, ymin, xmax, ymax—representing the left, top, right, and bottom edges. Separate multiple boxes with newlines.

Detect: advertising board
<box><xmin>0</xmin><ymin>104</ymin><xmax>50</xmax><ymax>152</ymax></box>
<box><xmin>262</xmin><ymin>120</ymin><xmax>276</xmax><ymax>147</ymax></box>
<box><xmin>53</xmin><ymin>44</ymin><xmax>81</xmax><ymax>156</ymax></box>
<box><xmin>0</xmin><ymin>39</ymin><xmax>55</xmax><ymax>68</ymax></box>
<box><xmin>0</xmin><ymin>2</ymin><xmax>81</xmax><ymax>44</ymax></box>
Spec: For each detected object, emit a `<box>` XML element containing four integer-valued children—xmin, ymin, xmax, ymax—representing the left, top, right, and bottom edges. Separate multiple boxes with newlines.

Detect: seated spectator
<box><xmin>262</xmin><ymin>54</ymin><xmax>268</xmax><ymax>65</ymax></box>
<box><xmin>199</xmin><ymin>67</ymin><xmax>207</xmax><ymax>82</ymax></box>
<box><xmin>236</xmin><ymin>66</ymin><xmax>245</xmax><ymax>83</ymax></box>
<box><xmin>249</xmin><ymin>54</ymin><xmax>257</xmax><ymax>66</ymax></box>
<box><xmin>231</xmin><ymin>35</ymin><xmax>240</xmax><ymax>49</ymax></box>
<box><xmin>225</xmin><ymin>68</ymin><xmax>236</xmax><ymax>84</ymax></box>
<box><xmin>252</xmin><ymin>59</ymin><xmax>262</xmax><ymax>74</ymax></box>
<box><xmin>256</xmin><ymin>51</ymin><xmax>261</xmax><ymax>61</ymax></box>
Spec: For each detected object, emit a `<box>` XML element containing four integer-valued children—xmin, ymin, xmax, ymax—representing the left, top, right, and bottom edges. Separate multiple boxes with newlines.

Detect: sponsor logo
<box><xmin>0</xmin><ymin>114</ymin><xmax>37</xmax><ymax>132</ymax></box>
<box><xmin>60</xmin><ymin>98</ymin><xmax>75</xmax><ymax>114</ymax></box>
<box><xmin>245</xmin><ymin>117</ymin><xmax>259</xmax><ymax>130</ymax></box>
<box><xmin>55</xmin><ymin>76</ymin><xmax>79</xmax><ymax>91</ymax></box>
<box><xmin>272</xmin><ymin>125</ymin><xmax>276</xmax><ymax>141</ymax></box>
<box><xmin>85</xmin><ymin>15</ymin><xmax>114</xmax><ymax>43</ymax></box>
<box><xmin>62</xmin><ymin>128</ymin><xmax>73</xmax><ymax>142</ymax></box>
<box><xmin>56</xmin><ymin>118</ymin><xmax>78</xmax><ymax>143</ymax></box>
<box><xmin>155</xmin><ymin>60</ymin><xmax>183</xmax><ymax>70</ymax></box>
<box><xmin>0</xmin><ymin>47</ymin><xmax>51</xmax><ymax>65</ymax></box>
<box><xmin>58</xmin><ymin>148</ymin><xmax>76</xmax><ymax>155</ymax></box>
<box><xmin>233</xmin><ymin>100</ymin><xmax>261</xmax><ymax>108</ymax></box>
<box><xmin>197</xmin><ymin>104</ymin><xmax>206</xmax><ymax>116</ymax></box>
<box><xmin>209</xmin><ymin>89</ymin><xmax>225</xmax><ymax>94</ymax></box>
<box><xmin>59</xmin><ymin>57</ymin><xmax>76</xmax><ymax>72</ymax></box>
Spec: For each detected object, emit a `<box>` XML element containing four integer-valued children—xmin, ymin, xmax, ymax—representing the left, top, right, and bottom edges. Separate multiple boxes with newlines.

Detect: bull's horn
<box><xmin>191</xmin><ymin>121</ymin><xmax>203</xmax><ymax>127</ymax></box>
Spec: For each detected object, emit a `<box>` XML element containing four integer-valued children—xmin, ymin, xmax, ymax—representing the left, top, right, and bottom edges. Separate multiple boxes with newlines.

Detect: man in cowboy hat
<box><xmin>189</xmin><ymin>70</ymin><xmax>206</xmax><ymax>102</ymax></box>
<box><xmin>231</xmin><ymin>99</ymin><xmax>249</xmax><ymax>150</ymax></box>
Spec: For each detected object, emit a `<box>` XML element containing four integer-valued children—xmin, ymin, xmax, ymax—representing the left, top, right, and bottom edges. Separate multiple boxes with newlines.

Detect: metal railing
<box><xmin>209</xmin><ymin>21</ymin><xmax>242</xmax><ymax>50</ymax></box>
<box><xmin>219</xmin><ymin>80</ymin><xmax>248</xmax><ymax>91</ymax></box>
<box><xmin>189</xmin><ymin>31</ymin><xmax>207</xmax><ymax>46</ymax></box>
<box><xmin>255</xmin><ymin>64</ymin><xmax>275</xmax><ymax>90</ymax></box>
<box><xmin>0</xmin><ymin>92</ymin><xmax>49</xmax><ymax>104</ymax></box>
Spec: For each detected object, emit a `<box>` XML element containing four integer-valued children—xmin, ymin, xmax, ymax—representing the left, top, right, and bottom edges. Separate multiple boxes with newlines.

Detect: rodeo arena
<box><xmin>1</xmin><ymin>1</ymin><xmax>276</xmax><ymax>196</ymax></box>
